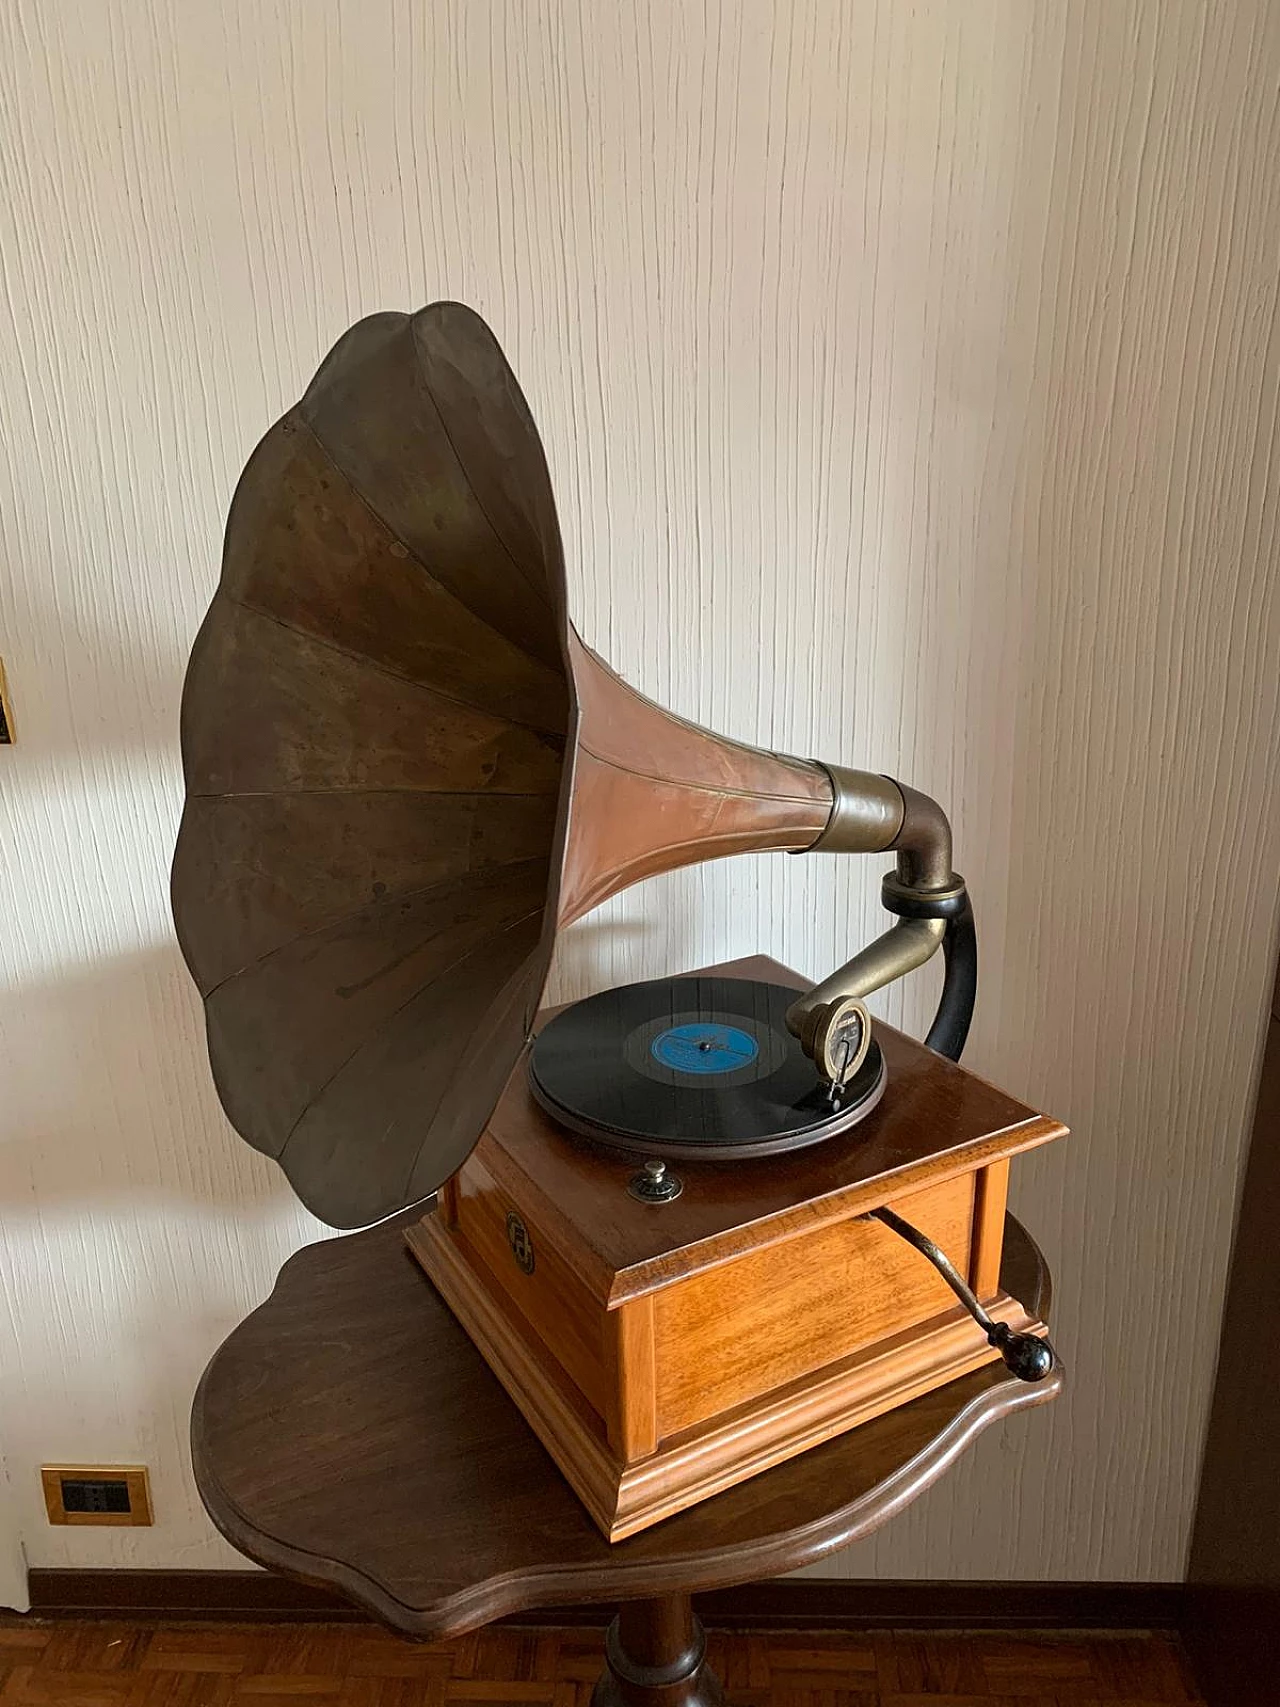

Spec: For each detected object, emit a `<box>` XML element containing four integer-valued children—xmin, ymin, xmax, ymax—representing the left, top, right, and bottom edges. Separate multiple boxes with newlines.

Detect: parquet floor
<box><xmin>0</xmin><ymin>1619</ymin><xmax>1206</xmax><ymax>1707</ymax></box>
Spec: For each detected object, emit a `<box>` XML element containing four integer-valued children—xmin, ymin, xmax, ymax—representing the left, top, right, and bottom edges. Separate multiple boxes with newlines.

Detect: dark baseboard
<box><xmin>25</xmin><ymin>1570</ymin><xmax>367</xmax><ymax>1621</ymax></box>
<box><xmin>21</xmin><ymin>1570</ymin><xmax>1184</xmax><ymax>1631</ymax></box>
<box><xmin>700</xmin><ymin>1579</ymin><xmax>1184</xmax><ymax>1630</ymax></box>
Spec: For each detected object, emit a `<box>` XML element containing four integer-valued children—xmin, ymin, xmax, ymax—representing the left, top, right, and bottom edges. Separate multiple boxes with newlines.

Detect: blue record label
<box><xmin>649</xmin><ymin>1021</ymin><xmax>760</xmax><ymax>1075</ymax></box>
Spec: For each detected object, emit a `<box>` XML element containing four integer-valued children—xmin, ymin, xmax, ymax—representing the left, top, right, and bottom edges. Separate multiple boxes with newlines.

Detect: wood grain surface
<box><xmin>1</xmin><ymin>0</ymin><xmax>1278</xmax><ymax>1596</ymax></box>
<box><xmin>647</xmin><ymin>1175</ymin><xmax>977</xmax><ymax>1434</ymax></box>
<box><xmin>0</xmin><ymin>1616</ymin><xmax>1207</xmax><ymax>1707</ymax></box>
<box><xmin>407</xmin><ymin>1196</ymin><xmax>1047</xmax><ymax>1543</ymax></box>
<box><xmin>191</xmin><ymin>1211</ymin><xmax>1058</xmax><ymax>1637</ymax></box>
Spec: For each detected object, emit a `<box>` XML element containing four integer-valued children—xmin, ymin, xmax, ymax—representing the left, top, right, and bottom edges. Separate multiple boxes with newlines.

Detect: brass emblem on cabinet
<box><xmin>505</xmin><ymin>1210</ymin><xmax>535</xmax><ymax>1275</ymax></box>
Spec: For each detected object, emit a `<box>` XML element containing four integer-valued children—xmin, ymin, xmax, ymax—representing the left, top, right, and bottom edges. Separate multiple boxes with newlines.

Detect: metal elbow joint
<box><xmin>809</xmin><ymin>766</ymin><xmax>958</xmax><ymax>895</ymax></box>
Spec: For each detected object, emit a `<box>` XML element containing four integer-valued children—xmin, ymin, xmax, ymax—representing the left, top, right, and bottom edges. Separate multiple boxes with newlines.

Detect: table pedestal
<box><xmin>593</xmin><ymin>1596</ymin><xmax>723</xmax><ymax>1707</ymax></box>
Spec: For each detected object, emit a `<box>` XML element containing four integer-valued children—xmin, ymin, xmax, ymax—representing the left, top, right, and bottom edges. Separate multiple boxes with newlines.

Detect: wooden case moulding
<box><xmin>408</xmin><ymin>957</ymin><xmax>1066</xmax><ymax>1542</ymax></box>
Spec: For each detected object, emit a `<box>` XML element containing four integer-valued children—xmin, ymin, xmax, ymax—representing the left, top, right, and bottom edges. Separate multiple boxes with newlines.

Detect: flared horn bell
<box><xmin>172</xmin><ymin>303</ymin><xmax>851</xmax><ymax>1229</ymax></box>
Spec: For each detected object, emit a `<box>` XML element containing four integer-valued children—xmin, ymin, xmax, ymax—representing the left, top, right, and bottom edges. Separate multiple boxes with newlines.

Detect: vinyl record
<box><xmin>529</xmin><ymin>975</ymin><xmax>886</xmax><ymax>1159</ymax></box>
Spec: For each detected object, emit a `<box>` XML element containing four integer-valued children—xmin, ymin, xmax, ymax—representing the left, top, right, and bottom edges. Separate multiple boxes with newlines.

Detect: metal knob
<box><xmin>988</xmin><ymin>1322</ymin><xmax>1056</xmax><ymax>1382</ymax></box>
<box><xmin>628</xmin><ymin>1158</ymin><xmax>683</xmax><ymax>1203</ymax></box>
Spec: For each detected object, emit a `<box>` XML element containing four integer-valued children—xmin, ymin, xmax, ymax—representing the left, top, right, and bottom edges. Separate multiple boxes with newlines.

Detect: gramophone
<box><xmin>173</xmin><ymin>302</ymin><xmax>1065</xmax><ymax>1541</ymax></box>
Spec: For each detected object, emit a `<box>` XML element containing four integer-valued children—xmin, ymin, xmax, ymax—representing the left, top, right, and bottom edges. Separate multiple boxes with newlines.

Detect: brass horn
<box><xmin>171</xmin><ymin>302</ymin><xmax>972</xmax><ymax>1228</ymax></box>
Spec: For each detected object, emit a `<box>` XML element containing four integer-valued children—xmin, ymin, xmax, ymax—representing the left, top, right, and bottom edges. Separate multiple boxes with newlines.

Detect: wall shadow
<box><xmin>0</xmin><ymin>903</ymin><xmax>688</xmax><ymax>1220</ymax></box>
<box><xmin>0</xmin><ymin>940</ymin><xmax>309</xmax><ymax>1217</ymax></box>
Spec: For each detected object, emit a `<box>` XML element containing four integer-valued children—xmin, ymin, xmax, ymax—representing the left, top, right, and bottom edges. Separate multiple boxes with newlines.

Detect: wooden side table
<box><xmin>192</xmin><ymin>1209</ymin><xmax>1061</xmax><ymax>1707</ymax></box>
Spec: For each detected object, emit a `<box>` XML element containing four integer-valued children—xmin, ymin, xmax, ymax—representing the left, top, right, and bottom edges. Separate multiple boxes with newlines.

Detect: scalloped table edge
<box><xmin>191</xmin><ymin>1243</ymin><xmax>1063</xmax><ymax>1641</ymax></box>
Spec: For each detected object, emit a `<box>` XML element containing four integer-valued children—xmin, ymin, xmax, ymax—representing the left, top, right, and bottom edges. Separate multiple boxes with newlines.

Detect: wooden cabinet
<box><xmin>409</xmin><ymin>969</ymin><xmax>1065</xmax><ymax>1542</ymax></box>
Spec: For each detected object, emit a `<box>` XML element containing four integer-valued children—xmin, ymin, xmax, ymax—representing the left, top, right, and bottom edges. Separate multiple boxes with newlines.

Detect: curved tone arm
<box><xmin>788</xmin><ymin>916</ymin><xmax>945</xmax><ymax>1060</ymax></box>
<box><xmin>785</xmin><ymin>765</ymin><xmax>969</xmax><ymax>1065</ymax></box>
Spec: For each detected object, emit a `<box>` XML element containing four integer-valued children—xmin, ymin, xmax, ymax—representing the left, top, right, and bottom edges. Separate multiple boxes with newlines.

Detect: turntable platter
<box><xmin>528</xmin><ymin>975</ymin><xmax>885</xmax><ymax>1159</ymax></box>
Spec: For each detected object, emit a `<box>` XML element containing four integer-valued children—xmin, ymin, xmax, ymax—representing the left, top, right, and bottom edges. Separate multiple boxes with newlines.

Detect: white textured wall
<box><xmin>1</xmin><ymin>0</ymin><xmax>1279</xmax><ymax>1590</ymax></box>
<box><xmin>0</xmin><ymin>1445</ymin><xmax>24</xmax><ymax>1611</ymax></box>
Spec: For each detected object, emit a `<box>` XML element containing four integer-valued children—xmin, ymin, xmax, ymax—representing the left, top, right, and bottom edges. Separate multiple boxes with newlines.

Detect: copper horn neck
<box><xmin>558</xmin><ymin>632</ymin><xmax>836</xmax><ymax>925</ymax></box>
